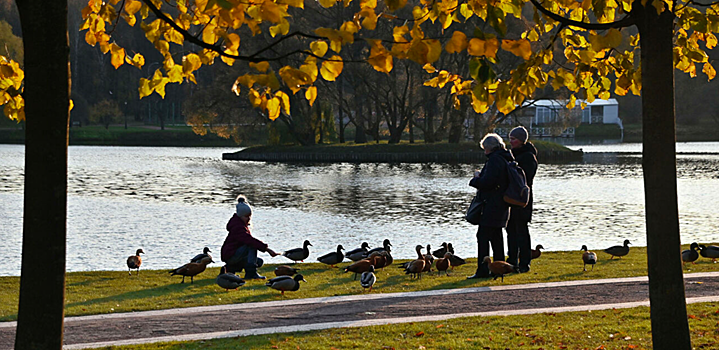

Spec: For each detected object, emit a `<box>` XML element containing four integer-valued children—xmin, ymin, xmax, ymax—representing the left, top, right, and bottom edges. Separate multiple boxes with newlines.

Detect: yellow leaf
<box><xmin>138</xmin><ymin>78</ymin><xmax>152</xmax><ymax>98</ymax></box>
<box><xmin>467</xmin><ymin>38</ymin><xmax>499</xmax><ymax>58</ymax></box>
<box><xmin>703</xmin><ymin>62</ymin><xmax>716</xmax><ymax>80</ymax></box>
<box><xmin>445</xmin><ymin>31</ymin><xmax>467</xmax><ymax>54</ymax></box>
<box><xmin>310</xmin><ymin>41</ymin><xmax>329</xmax><ymax>57</ymax></box>
<box><xmin>501</xmin><ymin>39</ymin><xmax>532</xmax><ymax>60</ymax></box>
<box><xmin>167</xmin><ymin>65</ymin><xmax>183</xmax><ymax>83</ymax></box>
<box><xmin>69</xmin><ymin>99</ymin><xmax>74</xmax><ymax>111</ymax></box>
<box><xmin>226</xmin><ymin>33</ymin><xmax>240</xmax><ymax>51</ymax></box>
<box><xmin>125</xmin><ymin>53</ymin><xmax>145</xmax><ymax>68</ymax></box>
<box><xmin>423</xmin><ymin>63</ymin><xmax>436</xmax><ymax>73</ymax></box>
<box><xmin>359</xmin><ymin>8</ymin><xmax>378</xmax><ymax>30</ymax></box>
<box><xmin>305</xmin><ymin>86</ymin><xmax>317</xmax><ymax>106</ymax></box>
<box><xmin>250</xmin><ymin>61</ymin><xmax>270</xmax><ymax>72</ymax></box>
<box><xmin>266</xmin><ymin>97</ymin><xmax>281</xmax><ymax>120</ymax></box>
<box><xmin>269</xmin><ymin>19</ymin><xmax>290</xmax><ymax>37</ymax></box>
<box><xmin>183</xmin><ymin>53</ymin><xmax>202</xmax><ymax>74</ymax></box>
<box><xmin>320</xmin><ymin>56</ymin><xmax>344</xmax><ymax>81</ymax></box>
<box><xmin>318</xmin><ymin>0</ymin><xmax>337</xmax><ymax>8</ymax></box>
<box><xmin>276</xmin><ymin>90</ymin><xmax>291</xmax><ymax>115</ymax></box>
<box><xmin>110</xmin><ymin>43</ymin><xmax>125</xmax><ymax>69</ymax></box>
<box><xmin>426</xmin><ymin>39</ymin><xmax>441</xmax><ymax>63</ymax></box>
<box><xmin>385</xmin><ymin>0</ymin><xmax>407</xmax><ymax>11</ymax></box>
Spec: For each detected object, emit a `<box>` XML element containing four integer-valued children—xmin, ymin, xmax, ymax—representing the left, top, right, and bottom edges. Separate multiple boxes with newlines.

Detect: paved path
<box><xmin>2</xmin><ymin>272</ymin><xmax>719</xmax><ymax>350</ymax></box>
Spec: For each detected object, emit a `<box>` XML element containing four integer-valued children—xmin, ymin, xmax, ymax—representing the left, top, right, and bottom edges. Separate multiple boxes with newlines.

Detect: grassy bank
<box><xmin>87</xmin><ymin>301</ymin><xmax>719</xmax><ymax>350</ymax></box>
<box><xmin>1</xmin><ymin>244</ymin><xmax>717</xmax><ymax>322</ymax></box>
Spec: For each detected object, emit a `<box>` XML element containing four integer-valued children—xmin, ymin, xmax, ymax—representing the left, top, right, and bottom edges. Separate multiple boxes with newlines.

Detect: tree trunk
<box><xmin>14</xmin><ymin>1</ymin><xmax>70</xmax><ymax>349</ymax></box>
<box><xmin>635</xmin><ymin>2</ymin><xmax>691</xmax><ymax>349</ymax></box>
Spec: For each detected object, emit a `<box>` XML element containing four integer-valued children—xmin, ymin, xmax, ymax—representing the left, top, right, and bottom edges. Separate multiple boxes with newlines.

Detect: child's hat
<box><xmin>236</xmin><ymin>195</ymin><xmax>253</xmax><ymax>217</ymax></box>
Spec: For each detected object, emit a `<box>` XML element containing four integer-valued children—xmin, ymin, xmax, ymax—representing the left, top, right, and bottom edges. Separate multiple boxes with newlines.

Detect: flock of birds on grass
<box><xmin>124</xmin><ymin>239</ymin><xmax>719</xmax><ymax>295</ymax></box>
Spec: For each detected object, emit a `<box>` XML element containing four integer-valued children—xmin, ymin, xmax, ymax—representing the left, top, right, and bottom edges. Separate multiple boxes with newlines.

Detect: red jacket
<box><xmin>220</xmin><ymin>214</ymin><xmax>269</xmax><ymax>262</ymax></box>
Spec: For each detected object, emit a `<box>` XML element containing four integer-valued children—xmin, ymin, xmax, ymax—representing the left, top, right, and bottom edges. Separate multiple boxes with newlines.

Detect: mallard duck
<box><xmin>432</xmin><ymin>242</ymin><xmax>449</xmax><ymax>259</ymax></box>
<box><xmin>190</xmin><ymin>247</ymin><xmax>212</xmax><ymax>263</ymax></box>
<box><xmin>531</xmin><ymin>244</ymin><xmax>544</xmax><ymax>259</ymax></box>
<box><xmin>169</xmin><ymin>256</ymin><xmax>213</xmax><ymax>284</ymax></box>
<box><xmin>216</xmin><ymin>266</ymin><xmax>245</xmax><ymax>290</ymax></box>
<box><xmin>604</xmin><ymin>239</ymin><xmax>631</xmax><ymax>259</ymax></box>
<box><xmin>266</xmin><ymin>274</ymin><xmax>306</xmax><ymax>295</ymax></box>
<box><xmin>344</xmin><ymin>252</ymin><xmax>380</xmax><ymax>280</ymax></box>
<box><xmin>283</xmin><ymin>240</ymin><xmax>312</xmax><ymax>263</ymax></box>
<box><xmin>126</xmin><ymin>249</ymin><xmax>144</xmax><ymax>276</ymax></box>
<box><xmin>698</xmin><ymin>244</ymin><xmax>719</xmax><ymax>263</ymax></box>
<box><xmin>581</xmin><ymin>245</ymin><xmax>597</xmax><ymax>271</ymax></box>
<box><xmin>346</xmin><ymin>242</ymin><xmax>371</xmax><ymax>261</ymax></box>
<box><xmin>364</xmin><ymin>239</ymin><xmax>392</xmax><ymax>257</ymax></box>
<box><xmin>274</xmin><ymin>265</ymin><xmax>300</xmax><ymax>277</ymax></box>
<box><xmin>682</xmin><ymin>242</ymin><xmax>700</xmax><ymax>266</ymax></box>
<box><xmin>448</xmin><ymin>252</ymin><xmax>466</xmax><ymax>269</ymax></box>
<box><xmin>484</xmin><ymin>256</ymin><xmax>516</xmax><ymax>282</ymax></box>
<box><xmin>435</xmin><ymin>252</ymin><xmax>452</xmax><ymax>276</ymax></box>
<box><xmin>360</xmin><ymin>265</ymin><xmax>377</xmax><ymax>292</ymax></box>
<box><xmin>317</xmin><ymin>244</ymin><xmax>345</xmax><ymax>267</ymax></box>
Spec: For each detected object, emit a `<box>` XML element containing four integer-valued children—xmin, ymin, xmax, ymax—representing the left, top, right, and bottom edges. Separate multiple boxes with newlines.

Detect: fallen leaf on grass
<box><xmin>689</xmin><ymin>315</ymin><xmax>699</xmax><ymax>319</ymax></box>
<box><xmin>415</xmin><ymin>331</ymin><xmax>425</xmax><ymax>337</ymax></box>
<box><xmin>436</xmin><ymin>324</ymin><xmax>444</xmax><ymax>328</ymax></box>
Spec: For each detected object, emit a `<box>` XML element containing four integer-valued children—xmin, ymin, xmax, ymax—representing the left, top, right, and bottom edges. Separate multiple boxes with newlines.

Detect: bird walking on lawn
<box><xmin>169</xmin><ymin>256</ymin><xmax>213</xmax><ymax>284</ymax></box>
<box><xmin>344</xmin><ymin>252</ymin><xmax>379</xmax><ymax>280</ymax></box>
<box><xmin>274</xmin><ymin>265</ymin><xmax>300</xmax><ymax>277</ymax></box>
<box><xmin>604</xmin><ymin>239</ymin><xmax>631</xmax><ymax>259</ymax></box>
<box><xmin>345</xmin><ymin>242</ymin><xmax>370</xmax><ymax>261</ymax></box>
<box><xmin>435</xmin><ymin>252</ymin><xmax>452</xmax><ymax>276</ymax></box>
<box><xmin>127</xmin><ymin>249</ymin><xmax>144</xmax><ymax>276</ymax></box>
<box><xmin>317</xmin><ymin>244</ymin><xmax>345</xmax><ymax>267</ymax></box>
<box><xmin>484</xmin><ymin>256</ymin><xmax>516</xmax><ymax>282</ymax></box>
<box><xmin>283</xmin><ymin>240</ymin><xmax>312</xmax><ymax>263</ymax></box>
<box><xmin>432</xmin><ymin>242</ymin><xmax>449</xmax><ymax>259</ymax></box>
<box><xmin>682</xmin><ymin>242</ymin><xmax>700</xmax><ymax>266</ymax></box>
<box><xmin>215</xmin><ymin>266</ymin><xmax>245</xmax><ymax>290</ymax></box>
<box><xmin>190</xmin><ymin>247</ymin><xmax>212</xmax><ymax>263</ymax></box>
<box><xmin>360</xmin><ymin>265</ymin><xmax>377</xmax><ymax>292</ymax></box>
<box><xmin>581</xmin><ymin>245</ymin><xmax>597</xmax><ymax>271</ymax></box>
<box><xmin>531</xmin><ymin>244</ymin><xmax>544</xmax><ymax>260</ymax></box>
<box><xmin>448</xmin><ymin>252</ymin><xmax>466</xmax><ymax>269</ymax></box>
<box><xmin>266</xmin><ymin>274</ymin><xmax>306</xmax><ymax>295</ymax></box>
<box><xmin>698</xmin><ymin>244</ymin><xmax>719</xmax><ymax>263</ymax></box>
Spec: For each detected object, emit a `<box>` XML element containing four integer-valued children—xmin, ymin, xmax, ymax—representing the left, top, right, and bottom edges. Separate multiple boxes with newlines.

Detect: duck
<box><xmin>447</xmin><ymin>243</ymin><xmax>455</xmax><ymax>254</ymax></box>
<box><xmin>604</xmin><ymin>239</ymin><xmax>631</xmax><ymax>259</ymax></box>
<box><xmin>283</xmin><ymin>240</ymin><xmax>312</xmax><ymax>263</ymax></box>
<box><xmin>169</xmin><ymin>256</ymin><xmax>213</xmax><ymax>284</ymax></box>
<box><xmin>376</xmin><ymin>250</ymin><xmax>393</xmax><ymax>269</ymax></box>
<box><xmin>531</xmin><ymin>244</ymin><xmax>544</xmax><ymax>259</ymax></box>
<box><xmin>215</xmin><ymin>266</ymin><xmax>245</xmax><ymax>290</ymax></box>
<box><xmin>432</xmin><ymin>242</ymin><xmax>449</xmax><ymax>259</ymax></box>
<box><xmin>190</xmin><ymin>247</ymin><xmax>212</xmax><ymax>263</ymax></box>
<box><xmin>435</xmin><ymin>252</ymin><xmax>452</xmax><ymax>276</ymax></box>
<box><xmin>360</xmin><ymin>265</ymin><xmax>377</xmax><ymax>292</ymax></box>
<box><xmin>317</xmin><ymin>244</ymin><xmax>345</xmax><ymax>267</ymax></box>
<box><xmin>126</xmin><ymin>249</ymin><xmax>144</xmax><ymax>276</ymax></box>
<box><xmin>398</xmin><ymin>245</ymin><xmax>425</xmax><ymax>269</ymax></box>
<box><xmin>266</xmin><ymin>274</ymin><xmax>306</xmax><ymax>295</ymax></box>
<box><xmin>581</xmin><ymin>245</ymin><xmax>597</xmax><ymax>271</ymax></box>
<box><xmin>405</xmin><ymin>254</ymin><xmax>430</xmax><ymax>279</ymax></box>
<box><xmin>364</xmin><ymin>239</ymin><xmax>392</xmax><ymax>257</ymax></box>
<box><xmin>422</xmin><ymin>250</ymin><xmax>434</xmax><ymax>273</ymax></box>
<box><xmin>682</xmin><ymin>242</ymin><xmax>700</xmax><ymax>266</ymax></box>
<box><xmin>484</xmin><ymin>256</ymin><xmax>516</xmax><ymax>282</ymax></box>
<box><xmin>345</xmin><ymin>242</ymin><xmax>371</xmax><ymax>261</ymax></box>
<box><xmin>274</xmin><ymin>265</ymin><xmax>300</xmax><ymax>277</ymax></box>
<box><xmin>344</xmin><ymin>252</ymin><xmax>379</xmax><ymax>280</ymax></box>
<box><xmin>448</xmin><ymin>252</ymin><xmax>466</xmax><ymax>269</ymax></box>
<box><xmin>698</xmin><ymin>244</ymin><xmax>719</xmax><ymax>263</ymax></box>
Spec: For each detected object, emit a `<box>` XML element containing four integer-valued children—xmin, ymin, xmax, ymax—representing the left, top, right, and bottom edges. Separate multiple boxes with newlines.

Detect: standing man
<box><xmin>506</xmin><ymin>126</ymin><xmax>538</xmax><ymax>273</ymax></box>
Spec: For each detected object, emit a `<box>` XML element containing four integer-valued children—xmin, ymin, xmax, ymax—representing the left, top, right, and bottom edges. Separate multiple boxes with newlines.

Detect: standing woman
<box><xmin>506</xmin><ymin>126</ymin><xmax>538</xmax><ymax>273</ymax></box>
<box><xmin>467</xmin><ymin>133</ymin><xmax>515</xmax><ymax>279</ymax></box>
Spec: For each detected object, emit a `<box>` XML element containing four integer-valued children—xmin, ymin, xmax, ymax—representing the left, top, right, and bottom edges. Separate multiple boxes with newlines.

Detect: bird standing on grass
<box><xmin>345</xmin><ymin>242</ymin><xmax>370</xmax><ymax>261</ymax></box>
<box><xmin>484</xmin><ymin>256</ymin><xmax>516</xmax><ymax>282</ymax></box>
<box><xmin>127</xmin><ymin>249</ymin><xmax>144</xmax><ymax>276</ymax></box>
<box><xmin>682</xmin><ymin>242</ymin><xmax>700</xmax><ymax>266</ymax></box>
<box><xmin>364</xmin><ymin>239</ymin><xmax>392</xmax><ymax>257</ymax></box>
<box><xmin>531</xmin><ymin>245</ymin><xmax>544</xmax><ymax>260</ymax></box>
<box><xmin>345</xmin><ymin>252</ymin><xmax>379</xmax><ymax>280</ymax></box>
<box><xmin>317</xmin><ymin>244</ymin><xmax>345</xmax><ymax>267</ymax></box>
<box><xmin>169</xmin><ymin>256</ymin><xmax>213</xmax><ymax>284</ymax></box>
<box><xmin>266</xmin><ymin>274</ymin><xmax>306</xmax><ymax>295</ymax></box>
<box><xmin>216</xmin><ymin>266</ymin><xmax>245</xmax><ymax>290</ymax></box>
<box><xmin>432</xmin><ymin>242</ymin><xmax>449</xmax><ymax>259</ymax></box>
<box><xmin>360</xmin><ymin>265</ymin><xmax>377</xmax><ymax>292</ymax></box>
<box><xmin>604</xmin><ymin>239</ymin><xmax>631</xmax><ymax>259</ymax></box>
<box><xmin>698</xmin><ymin>244</ymin><xmax>719</xmax><ymax>263</ymax></box>
<box><xmin>581</xmin><ymin>245</ymin><xmax>597</xmax><ymax>271</ymax></box>
<box><xmin>274</xmin><ymin>265</ymin><xmax>300</xmax><ymax>277</ymax></box>
<box><xmin>435</xmin><ymin>252</ymin><xmax>452</xmax><ymax>276</ymax></box>
<box><xmin>190</xmin><ymin>247</ymin><xmax>212</xmax><ymax>263</ymax></box>
<box><xmin>283</xmin><ymin>240</ymin><xmax>312</xmax><ymax>263</ymax></box>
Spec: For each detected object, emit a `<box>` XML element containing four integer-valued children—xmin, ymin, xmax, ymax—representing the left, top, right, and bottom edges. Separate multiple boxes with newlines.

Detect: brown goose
<box><xmin>435</xmin><ymin>252</ymin><xmax>452</xmax><ymax>276</ymax></box>
<box><xmin>344</xmin><ymin>252</ymin><xmax>380</xmax><ymax>280</ymax></box>
<box><xmin>581</xmin><ymin>245</ymin><xmax>597</xmax><ymax>271</ymax></box>
<box><xmin>405</xmin><ymin>254</ymin><xmax>429</xmax><ymax>279</ymax></box>
<box><xmin>398</xmin><ymin>245</ymin><xmax>424</xmax><ymax>269</ymax></box>
<box><xmin>169</xmin><ymin>256</ymin><xmax>213</xmax><ymax>284</ymax></box>
<box><xmin>484</xmin><ymin>256</ymin><xmax>516</xmax><ymax>282</ymax></box>
<box><xmin>126</xmin><ymin>249</ymin><xmax>144</xmax><ymax>276</ymax></box>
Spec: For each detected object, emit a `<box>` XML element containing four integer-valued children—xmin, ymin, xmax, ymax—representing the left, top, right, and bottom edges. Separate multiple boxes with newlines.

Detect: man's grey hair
<box><xmin>480</xmin><ymin>133</ymin><xmax>506</xmax><ymax>152</ymax></box>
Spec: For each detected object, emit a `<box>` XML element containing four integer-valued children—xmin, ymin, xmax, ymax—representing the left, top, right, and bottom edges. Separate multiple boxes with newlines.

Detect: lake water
<box><xmin>1</xmin><ymin>143</ymin><xmax>718</xmax><ymax>276</ymax></box>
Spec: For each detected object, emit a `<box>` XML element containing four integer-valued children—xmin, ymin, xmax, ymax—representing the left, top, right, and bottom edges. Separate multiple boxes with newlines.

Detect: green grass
<box><xmin>2</xmin><ymin>244</ymin><xmax>717</xmax><ymax>322</ymax></box>
<box><xmin>85</xmin><ymin>301</ymin><xmax>719</xmax><ymax>350</ymax></box>
<box><xmin>241</xmin><ymin>140</ymin><xmax>576</xmax><ymax>154</ymax></box>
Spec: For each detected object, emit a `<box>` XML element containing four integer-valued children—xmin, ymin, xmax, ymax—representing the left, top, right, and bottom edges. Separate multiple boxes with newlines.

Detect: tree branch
<box><xmin>530</xmin><ymin>0</ymin><xmax>636</xmax><ymax>30</ymax></box>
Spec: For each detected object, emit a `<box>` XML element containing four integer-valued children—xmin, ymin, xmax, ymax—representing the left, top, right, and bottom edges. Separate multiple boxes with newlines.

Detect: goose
<box><xmin>317</xmin><ymin>244</ymin><xmax>345</xmax><ymax>267</ymax></box>
<box><xmin>581</xmin><ymin>245</ymin><xmax>597</xmax><ymax>271</ymax></box>
<box><xmin>126</xmin><ymin>249</ymin><xmax>144</xmax><ymax>276</ymax></box>
<box><xmin>698</xmin><ymin>244</ymin><xmax>719</xmax><ymax>263</ymax></box>
<box><xmin>360</xmin><ymin>265</ymin><xmax>377</xmax><ymax>292</ymax></box>
<box><xmin>604</xmin><ymin>239</ymin><xmax>631</xmax><ymax>259</ymax></box>
<box><xmin>376</xmin><ymin>250</ymin><xmax>393</xmax><ymax>269</ymax></box>
<box><xmin>266</xmin><ymin>274</ymin><xmax>306</xmax><ymax>295</ymax></box>
<box><xmin>283</xmin><ymin>240</ymin><xmax>312</xmax><ymax>263</ymax></box>
<box><xmin>345</xmin><ymin>242</ymin><xmax>371</xmax><ymax>261</ymax></box>
<box><xmin>432</xmin><ymin>242</ymin><xmax>449</xmax><ymax>259</ymax></box>
<box><xmin>484</xmin><ymin>256</ymin><xmax>516</xmax><ymax>282</ymax></box>
<box><xmin>215</xmin><ymin>266</ymin><xmax>245</xmax><ymax>290</ymax></box>
<box><xmin>435</xmin><ymin>252</ymin><xmax>452</xmax><ymax>276</ymax></box>
<box><xmin>190</xmin><ymin>247</ymin><xmax>212</xmax><ymax>263</ymax></box>
<box><xmin>405</xmin><ymin>254</ymin><xmax>430</xmax><ymax>279</ymax></box>
<box><xmin>531</xmin><ymin>244</ymin><xmax>544</xmax><ymax>259</ymax></box>
<box><xmin>364</xmin><ymin>239</ymin><xmax>392</xmax><ymax>257</ymax></box>
<box><xmin>398</xmin><ymin>245</ymin><xmax>424</xmax><ymax>269</ymax></box>
<box><xmin>274</xmin><ymin>265</ymin><xmax>300</xmax><ymax>277</ymax></box>
<box><xmin>169</xmin><ymin>256</ymin><xmax>213</xmax><ymax>284</ymax></box>
<box><xmin>344</xmin><ymin>252</ymin><xmax>380</xmax><ymax>280</ymax></box>
<box><xmin>682</xmin><ymin>242</ymin><xmax>700</xmax><ymax>266</ymax></box>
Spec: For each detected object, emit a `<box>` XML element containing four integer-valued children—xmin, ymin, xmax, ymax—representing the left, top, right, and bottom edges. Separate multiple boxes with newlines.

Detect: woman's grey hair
<box><xmin>480</xmin><ymin>133</ymin><xmax>506</xmax><ymax>152</ymax></box>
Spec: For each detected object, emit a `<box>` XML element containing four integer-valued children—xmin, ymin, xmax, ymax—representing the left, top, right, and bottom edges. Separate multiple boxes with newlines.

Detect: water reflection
<box><xmin>1</xmin><ymin>144</ymin><xmax>718</xmax><ymax>276</ymax></box>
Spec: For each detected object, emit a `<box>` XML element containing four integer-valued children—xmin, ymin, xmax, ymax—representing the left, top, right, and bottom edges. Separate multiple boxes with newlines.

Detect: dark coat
<box><xmin>220</xmin><ymin>214</ymin><xmax>269</xmax><ymax>262</ymax></box>
<box><xmin>510</xmin><ymin>142</ymin><xmax>538</xmax><ymax>222</ymax></box>
<box><xmin>469</xmin><ymin>148</ymin><xmax>514</xmax><ymax>228</ymax></box>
